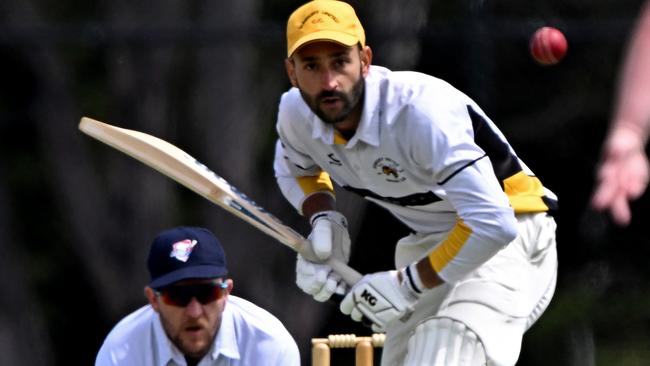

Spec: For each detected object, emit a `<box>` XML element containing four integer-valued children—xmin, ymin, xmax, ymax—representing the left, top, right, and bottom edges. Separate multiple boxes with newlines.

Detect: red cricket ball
<box><xmin>529</xmin><ymin>26</ymin><xmax>568</xmax><ymax>66</ymax></box>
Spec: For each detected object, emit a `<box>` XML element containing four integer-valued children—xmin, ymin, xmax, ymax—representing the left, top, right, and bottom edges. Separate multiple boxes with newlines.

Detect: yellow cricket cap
<box><xmin>286</xmin><ymin>0</ymin><xmax>365</xmax><ymax>57</ymax></box>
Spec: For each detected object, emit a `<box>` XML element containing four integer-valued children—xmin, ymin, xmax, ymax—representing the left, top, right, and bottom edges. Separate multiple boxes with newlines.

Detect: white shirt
<box><xmin>274</xmin><ymin>65</ymin><xmax>557</xmax><ymax>282</ymax></box>
<box><xmin>95</xmin><ymin>295</ymin><xmax>300</xmax><ymax>366</ymax></box>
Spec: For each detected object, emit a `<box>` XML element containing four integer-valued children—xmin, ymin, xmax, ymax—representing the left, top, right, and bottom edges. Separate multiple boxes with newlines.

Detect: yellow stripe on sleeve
<box><xmin>427</xmin><ymin>219</ymin><xmax>472</xmax><ymax>273</ymax></box>
<box><xmin>503</xmin><ymin>171</ymin><xmax>550</xmax><ymax>213</ymax></box>
<box><xmin>296</xmin><ymin>171</ymin><xmax>335</xmax><ymax>195</ymax></box>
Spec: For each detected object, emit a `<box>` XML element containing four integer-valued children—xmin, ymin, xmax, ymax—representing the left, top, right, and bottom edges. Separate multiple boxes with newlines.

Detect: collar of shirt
<box><xmin>211</xmin><ymin>304</ymin><xmax>240</xmax><ymax>361</ymax></box>
<box><xmin>152</xmin><ymin>304</ymin><xmax>240</xmax><ymax>366</ymax></box>
<box><xmin>152</xmin><ymin>312</ymin><xmax>184</xmax><ymax>366</ymax></box>
<box><xmin>310</xmin><ymin>65</ymin><xmax>382</xmax><ymax>148</ymax></box>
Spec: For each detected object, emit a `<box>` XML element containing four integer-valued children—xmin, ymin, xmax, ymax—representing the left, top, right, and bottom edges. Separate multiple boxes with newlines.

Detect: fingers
<box><xmin>296</xmin><ymin>256</ymin><xmax>323</xmax><ymax>294</ymax></box>
<box><xmin>310</xmin><ymin>219</ymin><xmax>333</xmax><ymax>260</ymax></box>
<box><xmin>609</xmin><ymin>194</ymin><xmax>632</xmax><ymax>226</ymax></box>
<box><xmin>313</xmin><ymin>272</ymin><xmax>341</xmax><ymax>302</ymax></box>
<box><xmin>622</xmin><ymin>155</ymin><xmax>649</xmax><ymax>198</ymax></box>
<box><xmin>340</xmin><ymin>293</ymin><xmax>369</xmax><ymax>322</ymax></box>
<box><xmin>340</xmin><ymin>291</ymin><xmax>384</xmax><ymax>331</ymax></box>
<box><xmin>592</xmin><ymin>148</ymin><xmax>649</xmax><ymax>225</ymax></box>
<box><xmin>591</xmin><ymin>179</ymin><xmax>617</xmax><ymax>210</ymax></box>
<box><xmin>339</xmin><ymin>290</ymin><xmax>355</xmax><ymax>315</ymax></box>
<box><xmin>296</xmin><ymin>255</ymin><xmax>346</xmax><ymax>302</ymax></box>
<box><xmin>627</xmin><ymin>178</ymin><xmax>648</xmax><ymax>199</ymax></box>
<box><xmin>593</xmin><ymin>185</ymin><xmax>632</xmax><ymax>226</ymax></box>
<box><xmin>371</xmin><ymin>323</ymin><xmax>385</xmax><ymax>333</ymax></box>
<box><xmin>592</xmin><ymin>160</ymin><xmax>620</xmax><ymax>209</ymax></box>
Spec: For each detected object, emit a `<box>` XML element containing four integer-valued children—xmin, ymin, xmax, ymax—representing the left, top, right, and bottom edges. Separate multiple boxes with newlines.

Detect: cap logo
<box><xmin>169</xmin><ymin>239</ymin><xmax>198</xmax><ymax>262</ymax></box>
<box><xmin>300</xmin><ymin>10</ymin><xmax>339</xmax><ymax>29</ymax></box>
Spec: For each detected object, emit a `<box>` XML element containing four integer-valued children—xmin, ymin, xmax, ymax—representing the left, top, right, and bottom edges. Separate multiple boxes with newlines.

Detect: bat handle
<box><xmin>327</xmin><ymin>257</ymin><xmax>412</xmax><ymax>326</ymax></box>
<box><xmin>327</xmin><ymin>257</ymin><xmax>363</xmax><ymax>286</ymax></box>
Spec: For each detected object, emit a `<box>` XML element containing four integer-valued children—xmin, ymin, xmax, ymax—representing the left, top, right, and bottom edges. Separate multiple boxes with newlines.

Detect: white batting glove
<box><xmin>340</xmin><ymin>264</ymin><xmax>424</xmax><ymax>332</ymax></box>
<box><xmin>296</xmin><ymin>255</ymin><xmax>347</xmax><ymax>302</ymax></box>
<box><xmin>295</xmin><ymin>211</ymin><xmax>351</xmax><ymax>302</ymax></box>
<box><xmin>306</xmin><ymin>211</ymin><xmax>351</xmax><ymax>262</ymax></box>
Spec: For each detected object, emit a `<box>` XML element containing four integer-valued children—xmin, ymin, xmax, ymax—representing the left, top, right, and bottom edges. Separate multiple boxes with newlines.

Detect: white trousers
<box><xmin>381</xmin><ymin>213</ymin><xmax>558</xmax><ymax>366</ymax></box>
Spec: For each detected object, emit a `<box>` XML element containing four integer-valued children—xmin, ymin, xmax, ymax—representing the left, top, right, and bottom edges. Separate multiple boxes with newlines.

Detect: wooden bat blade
<box><xmin>79</xmin><ymin>117</ymin><xmax>303</xmax><ymax>248</ymax></box>
<box><xmin>78</xmin><ymin>117</ymin><xmax>362</xmax><ymax>285</ymax></box>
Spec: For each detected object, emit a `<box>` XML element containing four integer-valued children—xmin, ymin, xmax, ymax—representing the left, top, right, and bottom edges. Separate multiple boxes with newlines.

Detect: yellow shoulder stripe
<box><xmin>503</xmin><ymin>171</ymin><xmax>550</xmax><ymax>213</ymax></box>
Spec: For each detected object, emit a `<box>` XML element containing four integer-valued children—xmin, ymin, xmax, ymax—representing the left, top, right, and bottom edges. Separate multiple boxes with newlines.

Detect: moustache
<box><xmin>316</xmin><ymin>90</ymin><xmax>347</xmax><ymax>102</ymax></box>
<box><xmin>184</xmin><ymin>319</ymin><xmax>207</xmax><ymax>329</ymax></box>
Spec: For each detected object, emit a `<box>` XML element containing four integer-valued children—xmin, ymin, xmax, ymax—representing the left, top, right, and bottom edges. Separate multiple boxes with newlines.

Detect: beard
<box><xmin>159</xmin><ymin>313</ymin><xmax>218</xmax><ymax>362</ymax></box>
<box><xmin>300</xmin><ymin>75</ymin><xmax>365</xmax><ymax>125</ymax></box>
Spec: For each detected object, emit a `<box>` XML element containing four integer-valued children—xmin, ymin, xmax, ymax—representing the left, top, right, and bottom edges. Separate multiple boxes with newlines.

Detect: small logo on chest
<box><xmin>373</xmin><ymin>157</ymin><xmax>406</xmax><ymax>182</ymax></box>
<box><xmin>327</xmin><ymin>153</ymin><xmax>342</xmax><ymax>166</ymax></box>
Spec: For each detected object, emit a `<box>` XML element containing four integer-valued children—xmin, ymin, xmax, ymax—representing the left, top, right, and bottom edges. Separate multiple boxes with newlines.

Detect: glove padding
<box><xmin>296</xmin><ymin>254</ymin><xmax>347</xmax><ymax>302</ymax></box>
<box><xmin>340</xmin><ymin>268</ymin><xmax>419</xmax><ymax>332</ymax></box>
<box><xmin>295</xmin><ymin>211</ymin><xmax>351</xmax><ymax>302</ymax></box>
<box><xmin>304</xmin><ymin>210</ymin><xmax>351</xmax><ymax>262</ymax></box>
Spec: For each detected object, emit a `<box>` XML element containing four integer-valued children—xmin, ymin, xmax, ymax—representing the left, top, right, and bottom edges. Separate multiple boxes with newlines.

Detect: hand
<box><xmin>340</xmin><ymin>267</ymin><xmax>420</xmax><ymax>332</ymax></box>
<box><xmin>295</xmin><ymin>211</ymin><xmax>351</xmax><ymax>302</ymax></box>
<box><xmin>304</xmin><ymin>211</ymin><xmax>351</xmax><ymax>262</ymax></box>
<box><xmin>296</xmin><ymin>255</ymin><xmax>347</xmax><ymax>302</ymax></box>
<box><xmin>592</xmin><ymin>128</ymin><xmax>650</xmax><ymax>225</ymax></box>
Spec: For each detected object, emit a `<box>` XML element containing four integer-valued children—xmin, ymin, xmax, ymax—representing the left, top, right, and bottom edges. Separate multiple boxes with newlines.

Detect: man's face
<box><xmin>145</xmin><ymin>278</ymin><xmax>232</xmax><ymax>361</ymax></box>
<box><xmin>286</xmin><ymin>42</ymin><xmax>371</xmax><ymax>127</ymax></box>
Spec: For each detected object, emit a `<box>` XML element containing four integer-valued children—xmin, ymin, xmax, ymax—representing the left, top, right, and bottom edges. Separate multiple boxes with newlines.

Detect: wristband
<box><xmin>309</xmin><ymin>210</ymin><xmax>348</xmax><ymax>229</ymax></box>
<box><xmin>310</xmin><ymin>212</ymin><xmax>329</xmax><ymax>226</ymax></box>
<box><xmin>403</xmin><ymin>262</ymin><xmax>426</xmax><ymax>296</ymax></box>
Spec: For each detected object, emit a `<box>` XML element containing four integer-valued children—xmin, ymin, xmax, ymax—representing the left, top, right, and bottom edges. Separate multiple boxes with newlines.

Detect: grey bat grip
<box><xmin>327</xmin><ymin>257</ymin><xmax>363</xmax><ymax>285</ymax></box>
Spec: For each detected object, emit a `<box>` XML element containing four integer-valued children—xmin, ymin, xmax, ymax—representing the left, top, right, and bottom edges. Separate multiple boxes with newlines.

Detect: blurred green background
<box><xmin>1</xmin><ymin>0</ymin><xmax>648</xmax><ymax>365</ymax></box>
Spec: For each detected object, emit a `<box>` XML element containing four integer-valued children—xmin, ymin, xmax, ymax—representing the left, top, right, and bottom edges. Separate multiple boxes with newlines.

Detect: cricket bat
<box><xmin>78</xmin><ymin>116</ymin><xmax>362</xmax><ymax>285</ymax></box>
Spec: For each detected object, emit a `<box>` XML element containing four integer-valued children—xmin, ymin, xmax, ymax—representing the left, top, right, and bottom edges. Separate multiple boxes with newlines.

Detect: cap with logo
<box><xmin>147</xmin><ymin>226</ymin><xmax>228</xmax><ymax>289</ymax></box>
<box><xmin>286</xmin><ymin>0</ymin><xmax>365</xmax><ymax>57</ymax></box>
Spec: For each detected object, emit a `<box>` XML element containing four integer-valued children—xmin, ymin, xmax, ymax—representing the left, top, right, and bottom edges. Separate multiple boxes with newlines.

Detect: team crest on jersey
<box><xmin>373</xmin><ymin>157</ymin><xmax>406</xmax><ymax>182</ymax></box>
<box><xmin>169</xmin><ymin>239</ymin><xmax>198</xmax><ymax>262</ymax></box>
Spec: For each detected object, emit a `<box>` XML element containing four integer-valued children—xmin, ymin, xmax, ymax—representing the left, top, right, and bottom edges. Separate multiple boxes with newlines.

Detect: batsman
<box><xmin>274</xmin><ymin>1</ymin><xmax>559</xmax><ymax>365</ymax></box>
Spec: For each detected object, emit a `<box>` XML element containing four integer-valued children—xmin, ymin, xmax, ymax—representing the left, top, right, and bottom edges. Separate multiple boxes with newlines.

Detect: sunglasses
<box><xmin>155</xmin><ymin>280</ymin><xmax>228</xmax><ymax>307</ymax></box>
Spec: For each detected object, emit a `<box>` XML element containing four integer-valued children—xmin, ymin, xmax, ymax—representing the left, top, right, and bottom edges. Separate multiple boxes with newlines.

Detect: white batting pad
<box><xmin>404</xmin><ymin>317</ymin><xmax>487</xmax><ymax>366</ymax></box>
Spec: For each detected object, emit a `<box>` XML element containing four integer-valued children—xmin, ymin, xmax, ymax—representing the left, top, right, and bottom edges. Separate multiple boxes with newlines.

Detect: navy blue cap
<box><xmin>147</xmin><ymin>226</ymin><xmax>228</xmax><ymax>289</ymax></box>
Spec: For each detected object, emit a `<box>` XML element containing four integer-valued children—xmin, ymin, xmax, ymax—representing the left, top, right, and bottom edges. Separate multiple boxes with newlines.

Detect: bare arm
<box><xmin>592</xmin><ymin>2</ymin><xmax>650</xmax><ymax>225</ymax></box>
<box><xmin>301</xmin><ymin>192</ymin><xmax>336</xmax><ymax>219</ymax></box>
<box><xmin>612</xmin><ymin>1</ymin><xmax>650</xmax><ymax>138</ymax></box>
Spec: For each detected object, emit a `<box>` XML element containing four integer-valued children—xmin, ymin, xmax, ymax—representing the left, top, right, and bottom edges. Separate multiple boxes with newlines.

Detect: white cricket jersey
<box><xmin>95</xmin><ymin>295</ymin><xmax>300</xmax><ymax>366</ymax></box>
<box><xmin>274</xmin><ymin>65</ymin><xmax>557</xmax><ymax>282</ymax></box>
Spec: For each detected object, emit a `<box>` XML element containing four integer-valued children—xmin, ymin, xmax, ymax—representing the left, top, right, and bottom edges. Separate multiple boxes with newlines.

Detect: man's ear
<box><xmin>225</xmin><ymin>278</ymin><xmax>234</xmax><ymax>295</ymax></box>
<box><xmin>285</xmin><ymin>58</ymin><xmax>298</xmax><ymax>87</ymax></box>
<box><xmin>360</xmin><ymin>45</ymin><xmax>373</xmax><ymax>77</ymax></box>
<box><xmin>144</xmin><ymin>286</ymin><xmax>160</xmax><ymax>312</ymax></box>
